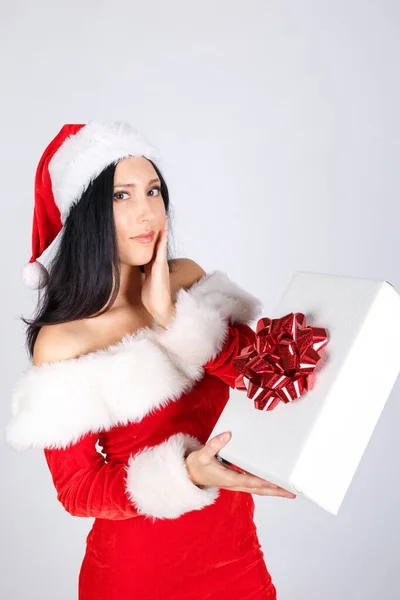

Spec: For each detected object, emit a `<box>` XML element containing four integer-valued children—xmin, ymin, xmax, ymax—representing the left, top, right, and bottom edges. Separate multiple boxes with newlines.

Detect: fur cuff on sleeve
<box><xmin>149</xmin><ymin>270</ymin><xmax>263</xmax><ymax>380</ymax></box>
<box><xmin>125</xmin><ymin>432</ymin><xmax>219</xmax><ymax>520</ymax></box>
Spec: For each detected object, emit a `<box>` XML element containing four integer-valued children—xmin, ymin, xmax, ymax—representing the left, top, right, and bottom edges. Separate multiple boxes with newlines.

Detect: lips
<box><xmin>132</xmin><ymin>231</ymin><xmax>155</xmax><ymax>242</ymax></box>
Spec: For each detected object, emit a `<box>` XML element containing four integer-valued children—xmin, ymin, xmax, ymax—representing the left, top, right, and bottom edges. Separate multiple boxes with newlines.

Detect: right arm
<box><xmin>34</xmin><ymin>327</ymin><xmax>143</xmax><ymax>521</ymax></box>
<box><xmin>31</xmin><ymin>327</ymin><xmax>220</xmax><ymax>522</ymax></box>
<box><xmin>43</xmin><ymin>431</ymin><xmax>140</xmax><ymax>520</ymax></box>
<box><xmin>43</xmin><ymin>427</ymin><xmax>223</xmax><ymax>522</ymax></box>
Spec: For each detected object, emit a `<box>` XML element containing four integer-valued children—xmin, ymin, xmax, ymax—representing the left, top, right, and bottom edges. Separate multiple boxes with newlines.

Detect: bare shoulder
<box><xmin>32</xmin><ymin>322</ymin><xmax>86</xmax><ymax>366</ymax></box>
<box><xmin>32</xmin><ymin>259</ymin><xmax>206</xmax><ymax>366</ymax></box>
<box><xmin>170</xmin><ymin>258</ymin><xmax>207</xmax><ymax>291</ymax></box>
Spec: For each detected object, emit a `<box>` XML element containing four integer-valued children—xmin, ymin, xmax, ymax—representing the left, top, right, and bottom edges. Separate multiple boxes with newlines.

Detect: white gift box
<box><xmin>209</xmin><ymin>271</ymin><xmax>400</xmax><ymax>515</ymax></box>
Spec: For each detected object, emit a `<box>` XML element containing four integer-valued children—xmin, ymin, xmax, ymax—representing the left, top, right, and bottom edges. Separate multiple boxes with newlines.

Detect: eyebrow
<box><xmin>114</xmin><ymin>178</ymin><xmax>161</xmax><ymax>188</ymax></box>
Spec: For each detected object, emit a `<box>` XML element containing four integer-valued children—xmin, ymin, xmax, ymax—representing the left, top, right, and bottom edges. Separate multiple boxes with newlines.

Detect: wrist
<box><xmin>184</xmin><ymin>454</ymin><xmax>204</xmax><ymax>489</ymax></box>
<box><xmin>154</xmin><ymin>303</ymin><xmax>176</xmax><ymax>329</ymax></box>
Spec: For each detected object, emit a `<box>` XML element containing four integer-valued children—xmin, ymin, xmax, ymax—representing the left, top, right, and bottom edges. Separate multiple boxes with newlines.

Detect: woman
<box><xmin>6</xmin><ymin>121</ymin><xmax>295</xmax><ymax>600</ymax></box>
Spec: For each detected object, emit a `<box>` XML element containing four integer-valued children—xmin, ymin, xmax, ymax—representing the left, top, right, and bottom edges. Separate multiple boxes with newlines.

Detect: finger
<box><xmin>224</xmin><ymin>481</ymin><xmax>296</xmax><ymax>497</ymax></box>
<box><xmin>232</xmin><ymin>472</ymin><xmax>280</xmax><ymax>488</ymax></box>
<box><xmin>226</xmin><ymin>472</ymin><xmax>269</xmax><ymax>489</ymax></box>
<box><xmin>146</xmin><ymin>222</ymin><xmax>165</xmax><ymax>271</ymax></box>
<box><xmin>152</xmin><ymin>220</ymin><xmax>168</xmax><ymax>267</ymax></box>
<box><xmin>211</xmin><ymin>462</ymin><xmax>284</xmax><ymax>492</ymax></box>
<box><xmin>209</xmin><ymin>464</ymin><xmax>263</xmax><ymax>490</ymax></box>
<box><xmin>259</xmin><ymin>488</ymin><xmax>297</xmax><ymax>498</ymax></box>
<box><xmin>253</xmin><ymin>478</ymin><xmax>280</xmax><ymax>489</ymax></box>
<box><xmin>155</xmin><ymin>218</ymin><xmax>168</xmax><ymax>264</ymax></box>
<box><xmin>201</xmin><ymin>432</ymin><xmax>232</xmax><ymax>460</ymax></box>
<box><xmin>236</xmin><ymin>487</ymin><xmax>296</xmax><ymax>498</ymax></box>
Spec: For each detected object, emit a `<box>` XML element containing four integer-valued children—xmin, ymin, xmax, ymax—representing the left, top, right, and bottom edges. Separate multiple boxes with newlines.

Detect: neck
<box><xmin>112</xmin><ymin>263</ymin><xmax>145</xmax><ymax>309</ymax></box>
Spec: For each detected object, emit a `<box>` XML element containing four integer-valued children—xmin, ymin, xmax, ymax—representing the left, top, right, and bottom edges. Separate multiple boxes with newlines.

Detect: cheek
<box><xmin>156</xmin><ymin>198</ymin><xmax>167</xmax><ymax>221</ymax></box>
<box><xmin>113</xmin><ymin>207</ymin><xmax>132</xmax><ymax>239</ymax></box>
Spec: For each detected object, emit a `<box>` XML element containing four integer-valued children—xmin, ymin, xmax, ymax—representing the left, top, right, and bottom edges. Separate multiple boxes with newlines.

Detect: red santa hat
<box><xmin>22</xmin><ymin>121</ymin><xmax>161</xmax><ymax>290</ymax></box>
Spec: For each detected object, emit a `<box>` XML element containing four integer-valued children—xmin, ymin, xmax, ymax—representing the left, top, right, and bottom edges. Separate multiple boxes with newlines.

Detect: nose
<box><xmin>135</xmin><ymin>190</ymin><xmax>156</xmax><ymax>223</ymax></box>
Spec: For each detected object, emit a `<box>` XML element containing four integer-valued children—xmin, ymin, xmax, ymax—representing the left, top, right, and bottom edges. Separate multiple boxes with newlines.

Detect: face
<box><xmin>113</xmin><ymin>156</ymin><xmax>166</xmax><ymax>267</ymax></box>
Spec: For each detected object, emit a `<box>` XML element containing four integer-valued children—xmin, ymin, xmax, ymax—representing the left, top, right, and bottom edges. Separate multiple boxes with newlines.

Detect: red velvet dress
<box><xmin>7</xmin><ymin>270</ymin><xmax>277</xmax><ymax>600</ymax></box>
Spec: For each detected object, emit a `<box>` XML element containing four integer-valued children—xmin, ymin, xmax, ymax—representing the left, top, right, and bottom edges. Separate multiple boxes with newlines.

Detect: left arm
<box><xmin>202</xmin><ymin>321</ymin><xmax>255</xmax><ymax>388</ymax></box>
<box><xmin>151</xmin><ymin>258</ymin><xmax>260</xmax><ymax>387</ymax></box>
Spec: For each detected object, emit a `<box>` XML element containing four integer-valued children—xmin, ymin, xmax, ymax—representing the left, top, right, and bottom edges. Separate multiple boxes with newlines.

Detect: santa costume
<box><xmin>6</xmin><ymin>121</ymin><xmax>277</xmax><ymax>600</ymax></box>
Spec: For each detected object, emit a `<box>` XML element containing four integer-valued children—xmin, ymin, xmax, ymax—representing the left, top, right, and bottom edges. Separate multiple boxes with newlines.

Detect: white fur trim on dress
<box><xmin>6</xmin><ymin>271</ymin><xmax>262</xmax><ymax>451</ymax></box>
<box><xmin>49</xmin><ymin>121</ymin><xmax>161</xmax><ymax>224</ymax></box>
<box><xmin>6</xmin><ymin>329</ymin><xmax>191</xmax><ymax>451</ymax></box>
<box><xmin>125</xmin><ymin>432</ymin><xmax>219</xmax><ymax>521</ymax></box>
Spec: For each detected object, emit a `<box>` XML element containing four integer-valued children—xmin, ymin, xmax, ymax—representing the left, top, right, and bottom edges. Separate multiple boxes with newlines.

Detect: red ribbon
<box><xmin>233</xmin><ymin>313</ymin><xmax>329</xmax><ymax>411</ymax></box>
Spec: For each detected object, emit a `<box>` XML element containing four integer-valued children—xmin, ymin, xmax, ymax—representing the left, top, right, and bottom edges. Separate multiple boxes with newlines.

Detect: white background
<box><xmin>1</xmin><ymin>1</ymin><xmax>399</xmax><ymax>598</ymax></box>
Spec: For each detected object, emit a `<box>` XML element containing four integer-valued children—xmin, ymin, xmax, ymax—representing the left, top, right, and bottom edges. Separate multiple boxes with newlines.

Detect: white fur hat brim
<box><xmin>49</xmin><ymin>120</ymin><xmax>161</xmax><ymax>224</ymax></box>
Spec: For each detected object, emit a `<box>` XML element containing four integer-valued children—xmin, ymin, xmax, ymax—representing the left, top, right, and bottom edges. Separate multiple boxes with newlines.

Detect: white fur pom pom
<box><xmin>22</xmin><ymin>260</ymin><xmax>49</xmax><ymax>290</ymax></box>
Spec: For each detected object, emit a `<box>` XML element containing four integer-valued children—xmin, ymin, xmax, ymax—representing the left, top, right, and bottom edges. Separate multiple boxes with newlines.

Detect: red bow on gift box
<box><xmin>233</xmin><ymin>313</ymin><xmax>329</xmax><ymax>411</ymax></box>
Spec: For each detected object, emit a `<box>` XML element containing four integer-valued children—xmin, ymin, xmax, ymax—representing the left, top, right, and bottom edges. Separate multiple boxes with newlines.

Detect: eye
<box><xmin>114</xmin><ymin>191</ymin><xmax>129</xmax><ymax>201</ymax></box>
<box><xmin>148</xmin><ymin>186</ymin><xmax>161</xmax><ymax>197</ymax></box>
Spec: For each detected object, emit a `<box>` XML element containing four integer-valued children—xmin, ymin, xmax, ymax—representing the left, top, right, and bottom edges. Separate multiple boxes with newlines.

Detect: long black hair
<box><xmin>20</xmin><ymin>159</ymin><xmax>177</xmax><ymax>360</ymax></box>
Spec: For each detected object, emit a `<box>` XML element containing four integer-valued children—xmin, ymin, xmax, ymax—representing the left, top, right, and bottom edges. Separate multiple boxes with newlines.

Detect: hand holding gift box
<box><xmin>209</xmin><ymin>270</ymin><xmax>400</xmax><ymax>515</ymax></box>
